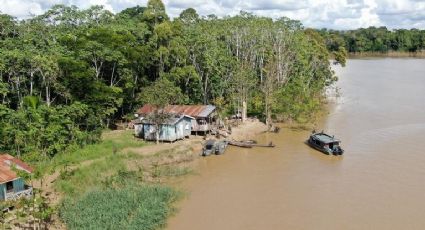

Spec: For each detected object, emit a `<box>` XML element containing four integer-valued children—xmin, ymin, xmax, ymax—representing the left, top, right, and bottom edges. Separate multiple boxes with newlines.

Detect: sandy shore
<box><xmin>227</xmin><ymin>118</ymin><xmax>269</xmax><ymax>141</ymax></box>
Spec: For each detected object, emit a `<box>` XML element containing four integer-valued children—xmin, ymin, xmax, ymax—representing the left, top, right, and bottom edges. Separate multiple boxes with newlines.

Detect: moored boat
<box><xmin>202</xmin><ymin>140</ymin><xmax>228</xmax><ymax>156</ymax></box>
<box><xmin>228</xmin><ymin>141</ymin><xmax>253</xmax><ymax>148</ymax></box>
<box><xmin>228</xmin><ymin>140</ymin><xmax>275</xmax><ymax>148</ymax></box>
<box><xmin>215</xmin><ymin>140</ymin><xmax>228</xmax><ymax>155</ymax></box>
<box><xmin>307</xmin><ymin>131</ymin><xmax>344</xmax><ymax>155</ymax></box>
<box><xmin>202</xmin><ymin>140</ymin><xmax>216</xmax><ymax>156</ymax></box>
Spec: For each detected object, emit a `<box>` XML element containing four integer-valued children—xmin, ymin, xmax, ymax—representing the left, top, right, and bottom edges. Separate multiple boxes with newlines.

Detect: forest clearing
<box><xmin>1</xmin><ymin>119</ymin><xmax>269</xmax><ymax>229</ymax></box>
<box><xmin>1</xmin><ymin>0</ymin><xmax>425</xmax><ymax>229</ymax></box>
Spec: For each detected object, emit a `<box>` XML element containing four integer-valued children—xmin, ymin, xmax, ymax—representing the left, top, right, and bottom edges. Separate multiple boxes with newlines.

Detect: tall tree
<box><xmin>139</xmin><ymin>78</ymin><xmax>185</xmax><ymax>144</ymax></box>
<box><xmin>142</xmin><ymin>0</ymin><xmax>169</xmax><ymax>27</ymax></box>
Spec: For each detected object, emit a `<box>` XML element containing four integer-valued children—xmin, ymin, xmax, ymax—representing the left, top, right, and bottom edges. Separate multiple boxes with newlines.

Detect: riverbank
<box><xmin>1</xmin><ymin>130</ymin><xmax>202</xmax><ymax>229</ymax></box>
<box><xmin>1</xmin><ymin>119</ymin><xmax>270</xmax><ymax>229</ymax></box>
<box><xmin>349</xmin><ymin>50</ymin><xmax>425</xmax><ymax>58</ymax></box>
<box><xmin>167</xmin><ymin>59</ymin><xmax>425</xmax><ymax>230</ymax></box>
<box><xmin>228</xmin><ymin>118</ymin><xmax>269</xmax><ymax>141</ymax></box>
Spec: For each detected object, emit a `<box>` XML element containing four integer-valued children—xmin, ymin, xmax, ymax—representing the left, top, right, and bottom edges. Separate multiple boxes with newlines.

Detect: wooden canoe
<box><xmin>228</xmin><ymin>141</ymin><xmax>275</xmax><ymax>148</ymax></box>
<box><xmin>228</xmin><ymin>141</ymin><xmax>253</xmax><ymax>148</ymax></box>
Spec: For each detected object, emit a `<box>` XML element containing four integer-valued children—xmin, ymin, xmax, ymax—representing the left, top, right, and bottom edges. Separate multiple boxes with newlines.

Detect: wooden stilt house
<box><xmin>134</xmin><ymin>115</ymin><xmax>194</xmax><ymax>142</ymax></box>
<box><xmin>137</xmin><ymin>104</ymin><xmax>216</xmax><ymax>135</ymax></box>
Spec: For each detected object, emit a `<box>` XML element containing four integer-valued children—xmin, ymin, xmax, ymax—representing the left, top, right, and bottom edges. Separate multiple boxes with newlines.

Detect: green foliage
<box><xmin>56</xmin><ymin>154</ymin><xmax>127</xmax><ymax>197</ymax></box>
<box><xmin>60</xmin><ymin>185</ymin><xmax>179</xmax><ymax>230</ymax></box>
<box><xmin>1</xmin><ymin>1</ymin><xmax>339</xmax><ymax>157</ymax></box>
<box><xmin>22</xmin><ymin>96</ymin><xmax>40</xmax><ymax>109</ymax></box>
<box><xmin>143</xmin><ymin>0</ymin><xmax>169</xmax><ymax>26</ymax></box>
<box><xmin>140</xmin><ymin>77</ymin><xmax>186</xmax><ymax>107</ymax></box>
<box><xmin>152</xmin><ymin>165</ymin><xmax>192</xmax><ymax>178</ymax></box>
<box><xmin>319</xmin><ymin>27</ymin><xmax>425</xmax><ymax>53</ymax></box>
<box><xmin>0</xmin><ymin>102</ymin><xmax>96</xmax><ymax>157</ymax></box>
<box><xmin>178</xmin><ymin>8</ymin><xmax>199</xmax><ymax>24</ymax></box>
<box><xmin>41</xmin><ymin>130</ymin><xmax>145</xmax><ymax>172</ymax></box>
<box><xmin>44</xmin><ymin>130</ymin><xmax>145</xmax><ymax>196</ymax></box>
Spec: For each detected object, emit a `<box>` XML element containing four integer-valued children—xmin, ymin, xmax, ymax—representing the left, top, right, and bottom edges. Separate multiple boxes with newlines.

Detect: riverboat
<box><xmin>214</xmin><ymin>140</ymin><xmax>228</xmax><ymax>155</ymax></box>
<box><xmin>202</xmin><ymin>140</ymin><xmax>228</xmax><ymax>156</ymax></box>
<box><xmin>307</xmin><ymin>131</ymin><xmax>344</xmax><ymax>155</ymax></box>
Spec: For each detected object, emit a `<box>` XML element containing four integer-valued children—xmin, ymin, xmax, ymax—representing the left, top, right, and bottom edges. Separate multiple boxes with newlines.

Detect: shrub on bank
<box><xmin>60</xmin><ymin>185</ymin><xmax>180</xmax><ymax>230</ymax></box>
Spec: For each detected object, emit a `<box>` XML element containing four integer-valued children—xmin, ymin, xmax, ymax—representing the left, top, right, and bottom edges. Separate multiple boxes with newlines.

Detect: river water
<box><xmin>167</xmin><ymin>58</ymin><xmax>425</xmax><ymax>230</ymax></box>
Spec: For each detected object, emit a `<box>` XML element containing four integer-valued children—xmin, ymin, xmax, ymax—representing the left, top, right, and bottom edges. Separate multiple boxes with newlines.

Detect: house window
<box><xmin>6</xmin><ymin>181</ymin><xmax>13</xmax><ymax>192</ymax></box>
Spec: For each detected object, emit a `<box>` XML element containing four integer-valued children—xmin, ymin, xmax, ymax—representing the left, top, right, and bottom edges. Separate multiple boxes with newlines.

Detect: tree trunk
<box><xmin>203</xmin><ymin>73</ymin><xmax>209</xmax><ymax>104</ymax></box>
<box><xmin>110</xmin><ymin>62</ymin><xmax>116</xmax><ymax>87</ymax></box>
<box><xmin>16</xmin><ymin>74</ymin><xmax>22</xmax><ymax>107</ymax></box>
<box><xmin>265</xmin><ymin>93</ymin><xmax>270</xmax><ymax>126</ymax></box>
<box><xmin>155</xmin><ymin>124</ymin><xmax>159</xmax><ymax>145</ymax></box>
<box><xmin>94</xmin><ymin>58</ymin><xmax>103</xmax><ymax>80</ymax></box>
<box><xmin>46</xmin><ymin>85</ymin><xmax>50</xmax><ymax>107</ymax></box>
<box><xmin>30</xmin><ymin>71</ymin><xmax>34</xmax><ymax>96</ymax></box>
<box><xmin>242</xmin><ymin>100</ymin><xmax>247</xmax><ymax>122</ymax></box>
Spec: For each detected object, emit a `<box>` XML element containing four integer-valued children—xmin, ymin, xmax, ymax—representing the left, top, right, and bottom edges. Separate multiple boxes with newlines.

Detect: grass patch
<box><xmin>60</xmin><ymin>185</ymin><xmax>180</xmax><ymax>230</ymax></box>
<box><xmin>34</xmin><ymin>130</ymin><xmax>147</xmax><ymax>175</ymax></box>
<box><xmin>55</xmin><ymin>154</ymin><xmax>128</xmax><ymax>197</ymax></box>
<box><xmin>54</xmin><ymin>130</ymin><xmax>146</xmax><ymax>165</ymax></box>
<box><xmin>42</xmin><ymin>130</ymin><xmax>195</xmax><ymax>229</ymax></box>
<box><xmin>152</xmin><ymin>165</ymin><xmax>193</xmax><ymax>178</ymax></box>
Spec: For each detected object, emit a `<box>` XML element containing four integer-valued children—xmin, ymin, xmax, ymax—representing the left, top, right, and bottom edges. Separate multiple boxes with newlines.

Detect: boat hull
<box><xmin>202</xmin><ymin>140</ymin><xmax>228</xmax><ymax>156</ymax></box>
<box><xmin>307</xmin><ymin>137</ymin><xmax>344</xmax><ymax>155</ymax></box>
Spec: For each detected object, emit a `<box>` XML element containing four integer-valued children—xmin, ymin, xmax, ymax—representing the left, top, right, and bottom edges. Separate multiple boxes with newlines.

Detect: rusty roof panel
<box><xmin>0</xmin><ymin>154</ymin><xmax>33</xmax><ymax>184</ymax></box>
<box><xmin>198</xmin><ymin>105</ymin><xmax>216</xmax><ymax>117</ymax></box>
<box><xmin>137</xmin><ymin>104</ymin><xmax>216</xmax><ymax>118</ymax></box>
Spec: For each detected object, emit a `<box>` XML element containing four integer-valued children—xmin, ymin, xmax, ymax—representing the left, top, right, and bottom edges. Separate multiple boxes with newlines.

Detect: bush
<box><xmin>60</xmin><ymin>185</ymin><xmax>180</xmax><ymax>230</ymax></box>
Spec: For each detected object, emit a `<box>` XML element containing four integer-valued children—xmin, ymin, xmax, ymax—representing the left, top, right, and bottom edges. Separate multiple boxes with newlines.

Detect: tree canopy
<box><xmin>319</xmin><ymin>27</ymin><xmax>425</xmax><ymax>53</ymax></box>
<box><xmin>0</xmin><ymin>3</ymin><xmax>340</xmax><ymax>159</ymax></box>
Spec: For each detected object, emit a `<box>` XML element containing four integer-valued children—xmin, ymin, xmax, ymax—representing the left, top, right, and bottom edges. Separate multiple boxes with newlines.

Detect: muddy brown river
<box><xmin>167</xmin><ymin>58</ymin><xmax>425</xmax><ymax>230</ymax></box>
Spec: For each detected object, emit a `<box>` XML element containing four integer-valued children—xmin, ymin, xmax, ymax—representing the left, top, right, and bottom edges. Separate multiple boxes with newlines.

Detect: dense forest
<box><xmin>0</xmin><ymin>0</ymin><xmax>341</xmax><ymax>159</ymax></box>
<box><xmin>320</xmin><ymin>27</ymin><xmax>425</xmax><ymax>53</ymax></box>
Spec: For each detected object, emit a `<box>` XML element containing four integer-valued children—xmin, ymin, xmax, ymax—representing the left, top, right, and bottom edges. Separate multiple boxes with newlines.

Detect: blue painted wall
<box><xmin>182</xmin><ymin>117</ymin><xmax>193</xmax><ymax>137</ymax></box>
<box><xmin>13</xmin><ymin>178</ymin><xmax>25</xmax><ymax>192</ymax></box>
<box><xmin>0</xmin><ymin>178</ymin><xmax>27</xmax><ymax>200</ymax></box>
<box><xmin>143</xmin><ymin>118</ymin><xmax>193</xmax><ymax>142</ymax></box>
<box><xmin>0</xmin><ymin>183</ymin><xmax>5</xmax><ymax>200</ymax></box>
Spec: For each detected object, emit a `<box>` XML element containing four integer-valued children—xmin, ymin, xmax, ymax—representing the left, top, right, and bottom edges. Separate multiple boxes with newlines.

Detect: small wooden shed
<box><xmin>135</xmin><ymin>115</ymin><xmax>194</xmax><ymax>142</ymax></box>
<box><xmin>0</xmin><ymin>154</ymin><xmax>33</xmax><ymax>201</ymax></box>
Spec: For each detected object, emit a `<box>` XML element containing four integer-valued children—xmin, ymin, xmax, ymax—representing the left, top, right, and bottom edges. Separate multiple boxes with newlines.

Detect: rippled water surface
<box><xmin>167</xmin><ymin>59</ymin><xmax>425</xmax><ymax>230</ymax></box>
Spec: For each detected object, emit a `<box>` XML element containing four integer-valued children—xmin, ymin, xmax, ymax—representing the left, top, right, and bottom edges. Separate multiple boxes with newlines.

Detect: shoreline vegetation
<box><xmin>4</xmin><ymin>1</ymin><xmax>424</xmax><ymax>229</ymax></box>
<box><xmin>319</xmin><ymin>27</ymin><xmax>425</xmax><ymax>61</ymax></box>
<box><xmin>348</xmin><ymin>51</ymin><xmax>425</xmax><ymax>58</ymax></box>
<box><xmin>2</xmin><ymin>0</ymin><xmax>342</xmax><ymax>229</ymax></box>
<box><xmin>1</xmin><ymin>120</ymin><xmax>271</xmax><ymax>229</ymax></box>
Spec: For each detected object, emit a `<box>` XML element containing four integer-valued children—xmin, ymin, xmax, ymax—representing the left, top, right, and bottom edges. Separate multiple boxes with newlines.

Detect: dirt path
<box><xmin>35</xmin><ymin>120</ymin><xmax>267</xmax><ymax>203</ymax></box>
<box><xmin>122</xmin><ymin>137</ymin><xmax>203</xmax><ymax>156</ymax></box>
<box><xmin>34</xmin><ymin>135</ymin><xmax>205</xmax><ymax>205</ymax></box>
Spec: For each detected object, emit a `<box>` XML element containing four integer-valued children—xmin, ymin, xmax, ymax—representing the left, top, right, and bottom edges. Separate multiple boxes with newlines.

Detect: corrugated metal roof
<box><xmin>137</xmin><ymin>104</ymin><xmax>216</xmax><ymax>118</ymax></box>
<box><xmin>142</xmin><ymin>115</ymin><xmax>193</xmax><ymax>125</ymax></box>
<box><xmin>0</xmin><ymin>154</ymin><xmax>33</xmax><ymax>184</ymax></box>
<box><xmin>197</xmin><ymin>105</ymin><xmax>216</xmax><ymax>118</ymax></box>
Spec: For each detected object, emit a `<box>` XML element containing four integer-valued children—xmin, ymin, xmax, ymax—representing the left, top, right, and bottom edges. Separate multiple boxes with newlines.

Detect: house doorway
<box><xmin>6</xmin><ymin>181</ymin><xmax>13</xmax><ymax>192</ymax></box>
